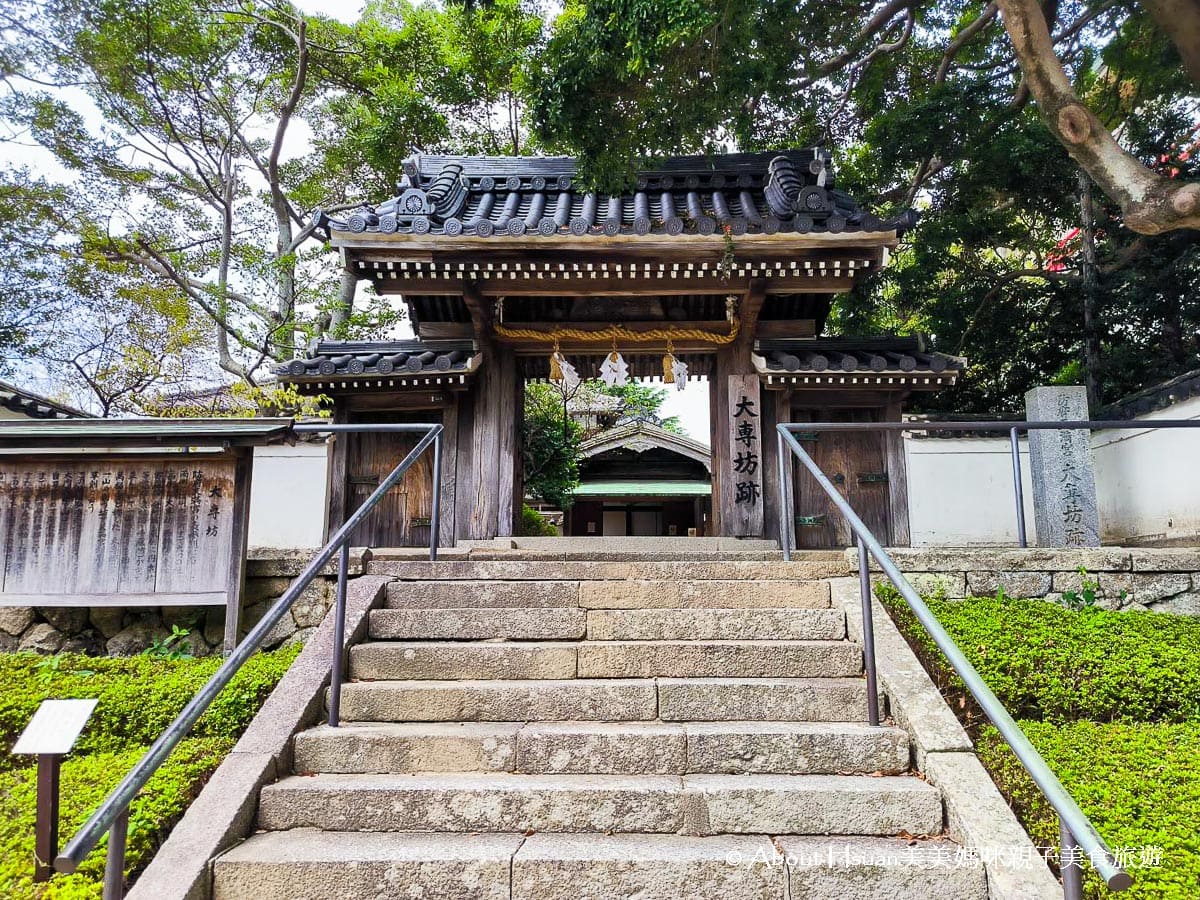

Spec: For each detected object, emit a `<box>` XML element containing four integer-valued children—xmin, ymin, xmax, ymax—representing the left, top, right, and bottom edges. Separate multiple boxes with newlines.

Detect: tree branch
<box><xmin>996</xmin><ymin>0</ymin><xmax>1200</xmax><ymax>233</ymax></box>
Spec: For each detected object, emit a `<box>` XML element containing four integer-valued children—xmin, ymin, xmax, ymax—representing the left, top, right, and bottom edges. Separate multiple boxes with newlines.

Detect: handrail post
<box><xmin>1010</xmin><ymin>426</ymin><xmax>1028</xmax><ymax>548</ymax></box>
<box><xmin>328</xmin><ymin>542</ymin><xmax>350</xmax><ymax>728</ymax></box>
<box><xmin>102</xmin><ymin>806</ymin><xmax>128</xmax><ymax>900</ymax></box>
<box><xmin>857</xmin><ymin>537</ymin><xmax>881</xmax><ymax>726</ymax></box>
<box><xmin>430</xmin><ymin>431</ymin><xmax>442</xmax><ymax>562</ymax></box>
<box><xmin>1061</xmin><ymin>820</ymin><xmax>1084</xmax><ymax>900</ymax></box>
<box><xmin>777</xmin><ymin>429</ymin><xmax>792</xmax><ymax>561</ymax></box>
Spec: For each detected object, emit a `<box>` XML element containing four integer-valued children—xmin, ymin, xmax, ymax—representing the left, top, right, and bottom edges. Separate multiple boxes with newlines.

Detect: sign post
<box><xmin>13</xmin><ymin>699</ymin><xmax>98</xmax><ymax>882</ymax></box>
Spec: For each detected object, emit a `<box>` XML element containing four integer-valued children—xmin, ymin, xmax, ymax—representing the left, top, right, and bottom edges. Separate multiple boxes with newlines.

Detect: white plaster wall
<box><xmin>247</xmin><ymin>440</ymin><xmax>331</xmax><ymax>549</ymax></box>
<box><xmin>904</xmin><ymin>436</ymin><xmax>1036</xmax><ymax>546</ymax></box>
<box><xmin>1092</xmin><ymin>394</ymin><xmax>1200</xmax><ymax>544</ymax></box>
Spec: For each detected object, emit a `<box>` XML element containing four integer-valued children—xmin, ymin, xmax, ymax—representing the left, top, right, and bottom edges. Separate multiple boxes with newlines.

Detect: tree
<box><xmin>532</xmin><ymin>1</ymin><xmax>1200</xmax><ymax>234</ymax></box>
<box><xmin>0</xmin><ymin>0</ymin><xmax>385</xmax><ymax>384</ymax></box>
<box><xmin>523</xmin><ymin>381</ymin><xmax>582</xmax><ymax>510</ymax></box>
<box><xmin>532</xmin><ymin>1</ymin><xmax>1200</xmax><ymax>412</ymax></box>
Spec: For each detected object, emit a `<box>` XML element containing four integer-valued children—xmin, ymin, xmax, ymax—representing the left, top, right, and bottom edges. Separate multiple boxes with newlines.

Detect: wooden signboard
<box><xmin>721</xmin><ymin>374</ymin><xmax>764</xmax><ymax>537</ymax></box>
<box><xmin>0</xmin><ymin>451</ymin><xmax>253</xmax><ymax>652</ymax></box>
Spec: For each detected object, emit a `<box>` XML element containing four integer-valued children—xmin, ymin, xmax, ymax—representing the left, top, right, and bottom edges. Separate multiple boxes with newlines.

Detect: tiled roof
<box><xmin>277</xmin><ymin>340</ymin><xmax>478</xmax><ymax>383</ymax></box>
<box><xmin>1101</xmin><ymin>367</ymin><xmax>1200</xmax><ymax>419</ymax></box>
<box><xmin>0</xmin><ymin>380</ymin><xmax>92</xmax><ymax>419</ymax></box>
<box><xmin>753</xmin><ymin>337</ymin><xmax>965</xmax><ymax>389</ymax></box>
<box><xmin>755</xmin><ymin>337</ymin><xmax>965</xmax><ymax>375</ymax></box>
<box><xmin>316</xmin><ymin>150</ymin><xmax>916</xmax><ymax>241</ymax></box>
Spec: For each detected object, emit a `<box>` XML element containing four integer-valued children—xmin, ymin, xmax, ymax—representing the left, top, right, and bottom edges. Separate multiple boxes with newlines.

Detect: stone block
<box><xmin>875</xmin><ymin>547</ymin><xmax>1130</xmax><ymax>572</ymax></box>
<box><xmin>586</xmin><ymin>607</ymin><xmax>846</xmax><ymax>641</ymax></box>
<box><xmin>577</xmin><ymin>640</ymin><xmax>860</xmax><ymax>678</ymax></box>
<box><xmin>214</xmin><ymin>831</ymin><xmax>519</xmax><ymax>900</ymax></box>
<box><xmin>1130</xmin><ymin>548</ymin><xmax>1200</xmax><ymax>572</ymax></box>
<box><xmin>350</xmin><ymin>641</ymin><xmax>578</xmax><ymax>680</ymax></box>
<box><xmin>0</xmin><ymin>632</ymin><xmax>18</xmax><ymax>653</ymax></box>
<box><xmin>0</xmin><ymin>606</ymin><xmax>36</xmax><ymax>636</ymax></box>
<box><xmin>89</xmin><ymin>606</ymin><xmax>126</xmax><ymax>638</ymax></box>
<box><xmin>683</xmin><ymin>722</ymin><xmax>910</xmax><ymax>774</ymax></box>
<box><xmin>37</xmin><ymin>607</ymin><xmax>88</xmax><ymax>634</ymax></box>
<box><xmin>20</xmin><ymin>622</ymin><xmax>64</xmax><ymax>654</ymax></box>
<box><xmin>682</xmin><ymin>773</ymin><xmax>942</xmax><ymax>836</ymax></box>
<box><xmin>1025</xmin><ymin>386</ymin><xmax>1100</xmax><ymax>547</ymax></box>
<box><xmin>882</xmin><ymin>572</ymin><xmax>966</xmax><ymax>599</ymax></box>
<box><xmin>294</xmin><ymin>723</ymin><xmax>519</xmax><ymax>774</ymax></box>
<box><xmin>657</xmin><ymin>677</ymin><xmax>868</xmax><ymax>722</ymax></box>
<box><xmin>516</xmin><ymin>723</ymin><xmax>686</xmax><ymax>774</ymax></box>
<box><xmin>1150</xmin><ymin>591</ymin><xmax>1200</xmax><ymax>615</ymax></box>
<box><xmin>578</xmin><ymin>579</ymin><xmax>829</xmax><ymax>610</ymax></box>
<box><xmin>780</xmin><ymin>836</ymin><xmax>988</xmax><ymax>900</ymax></box>
<box><xmin>105</xmin><ymin>622</ymin><xmax>156</xmax><ymax>655</ymax></box>
<box><xmin>386</xmin><ymin>579</ymin><xmax>581</xmax><ymax>609</ymax></box>
<box><xmin>257</xmin><ymin>773</ymin><xmax>685</xmax><ymax>833</ymax></box>
<box><xmin>61</xmin><ymin>631</ymin><xmax>104</xmax><ymax>655</ymax></box>
<box><xmin>512</xmin><ymin>834</ymin><xmax>783</xmax><ymax>900</ymax></box>
<box><xmin>922</xmin><ymin>752</ymin><xmax>1061</xmax><ymax>900</ymax></box>
<box><xmin>337</xmin><ymin>679</ymin><xmax>658</xmax><ymax>723</ymax></box>
<box><xmin>371</xmin><ymin>607</ymin><xmax>586</xmax><ymax>640</ymax></box>
<box><xmin>965</xmin><ymin>570</ymin><xmax>1053</xmax><ymax>598</ymax></box>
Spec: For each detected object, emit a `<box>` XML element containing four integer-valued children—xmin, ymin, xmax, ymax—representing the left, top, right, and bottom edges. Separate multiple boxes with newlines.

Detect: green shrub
<box><xmin>0</xmin><ymin>647</ymin><xmax>299</xmax><ymax>768</ymax></box>
<box><xmin>0</xmin><ymin>737</ymin><xmax>232</xmax><ymax>900</ymax></box>
<box><xmin>519</xmin><ymin>503</ymin><xmax>558</xmax><ymax>536</ymax></box>
<box><xmin>978</xmin><ymin>721</ymin><xmax>1200</xmax><ymax>900</ymax></box>
<box><xmin>875</xmin><ymin>587</ymin><xmax>1200</xmax><ymax>723</ymax></box>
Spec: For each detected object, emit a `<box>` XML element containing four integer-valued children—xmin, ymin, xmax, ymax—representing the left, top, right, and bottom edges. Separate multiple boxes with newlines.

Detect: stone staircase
<box><xmin>213</xmin><ymin>548</ymin><xmax>989</xmax><ymax>899</ymax></box>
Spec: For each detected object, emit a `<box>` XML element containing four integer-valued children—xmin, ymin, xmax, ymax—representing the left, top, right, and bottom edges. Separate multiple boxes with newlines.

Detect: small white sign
<box><xmin>12</xmin><ymin>699</ymin><xmax>98</xmax><ymax>756</ymax></box>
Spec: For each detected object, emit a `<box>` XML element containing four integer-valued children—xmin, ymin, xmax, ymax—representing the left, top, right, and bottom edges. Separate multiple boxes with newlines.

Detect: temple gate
<box><xmin>279</xmin><ymin>150</ymin><xmax>964</xmax><ymax>547</ymax></box>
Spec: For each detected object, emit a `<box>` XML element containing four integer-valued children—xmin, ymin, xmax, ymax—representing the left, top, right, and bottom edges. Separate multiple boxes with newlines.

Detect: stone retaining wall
<box><xmin>850</xmin><ymin>547</ymin><xmax>1200</xmax><ymax>614</ymax></box>
<box><xmin>0</xmin><ymin>548</ymin><xmax>366</xmax><ymax>656</ymax></box>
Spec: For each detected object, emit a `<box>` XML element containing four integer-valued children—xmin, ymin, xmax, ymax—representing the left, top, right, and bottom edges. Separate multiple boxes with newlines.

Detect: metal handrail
<box><xmin>776</xmin><ymin>422</ymin><xmax>1134</xmax><ymax>897</ymax></box>
<box><xmin>774</xmin><ymin>419</ymin><xmax>1200</xmax><ymax>547</ymax></box>
<box><xmin>55</xmin><ymin>422</ymin><xmax>443</xmax><ymax>899</ymax></box>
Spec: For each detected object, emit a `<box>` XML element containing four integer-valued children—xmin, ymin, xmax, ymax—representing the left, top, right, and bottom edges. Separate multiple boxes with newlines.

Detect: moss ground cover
<box><xmin>0</xmin><ymin>647</ymin><xmax>299</xmax><ymax>899</ymax></box>
<box><xmin>877</xmin><ymin>587</ymin><xmax>1200</xmax><ymax>899</ymax></box>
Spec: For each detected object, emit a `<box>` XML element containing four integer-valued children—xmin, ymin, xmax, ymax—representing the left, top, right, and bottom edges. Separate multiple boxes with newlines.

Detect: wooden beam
<box><xmin>418</xmin><ymin>322</ymin><xmax>474</xmax><ymax>340</ymax></box>
<box><xmin>756</xmin><ymin>320</ymin><xmax>817</xmax><ymax>339</ymax></box>
<box><xmin>372</xmin><ymin>274</ymin><xmax>857</xmax><ymax>296</ymax></box>
<box><xmin>223</xmin><ymin>446</ymin><xmax>254</xmax><ymax>654</ymax></box>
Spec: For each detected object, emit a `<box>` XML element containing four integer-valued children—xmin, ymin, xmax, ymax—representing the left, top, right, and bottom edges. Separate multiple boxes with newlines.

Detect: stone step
<box><xmin>385</xmin><ymin>580</ymin><xmax>581</xmax><ymax>609</ymax></box>
<box><xmin>586</xmin><ymin>607</ymin><xmax>845</xmax><ymax>640</ymax></box>
<box><xmin>350</xmin><ymin>639</ymin><xmax>861</xmax><ymax>681</ymax></box>
<box><xmin>214</xmin><ymin>831</ymin><xmax>986</xmax><ymax>900</ymax></box>
<box><xmin>578</xmin><ymin>580</ymin><xmax>830</xmax><ymax>609</ymax></box>
<box><xmin>334</xmin><ymin>678</ymin><xmax>657</xmax><ymax>722</ymax></box>
<box><xmin>576</xmin><ymin>640</ymin><xmax>862</xmax><ymax>678</ymax></box>
<box><xmin>369</xmin><ymin>559</ymin><xmax>848</xmax><ymax>581</ymax></box>
<box><xmin>334</xmin><ymin>678</ymin><xmax>869</xmax><ymax>723</ymax></box>
<box><xmin>256</xmin><ymin>772</ymin><xmax>943</xmax><ymax>835</ymax></box>
<box><xmin>349</xmin><ymin>641</ymin><xmax>579</xmax><ymax>680</ymax></box>
<box><xmin>370</xmin><ymin>607</ymin><xmax>587</xmax><ymax>640</ymax></box>
<box><xmin>293</xmin><ymin>720</ymin><xmax>909</xmax><ymax>776</ymax></box>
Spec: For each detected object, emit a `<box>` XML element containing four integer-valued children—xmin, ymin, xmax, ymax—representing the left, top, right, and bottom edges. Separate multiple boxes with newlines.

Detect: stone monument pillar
<box><xmin>1024</xmin><ymin>386</ymin><xmax>1100</xmax><ymax>547</ymax></box>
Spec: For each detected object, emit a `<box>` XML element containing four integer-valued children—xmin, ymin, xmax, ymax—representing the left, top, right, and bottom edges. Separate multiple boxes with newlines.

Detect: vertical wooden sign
<box><xmin>721</xmin><ymin>374</ymin><xmax>764</xmax><ymax>536</ymax></box>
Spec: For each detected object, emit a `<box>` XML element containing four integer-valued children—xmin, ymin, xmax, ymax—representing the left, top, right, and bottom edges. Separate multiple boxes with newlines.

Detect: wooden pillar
<box><xmin>711</xmin><ymin>280</ymin><xmax>767</xmax><ymax>538</ymax></box>
<box><xmin>760</xmin><ymin>389</ymin><xmax>781</xmax><ymax>543</ymax></box>
<box><xmin>883</xmin><ymin>396</ymin><xmax>912</xmax><ymax>546</ymax></box>
<box><xmin>438</xmin><ymin>396</ymin><xmax>459</xmax><ymax>547</ymax></box>
<box><xmin>461</xmin><ymin>281</ymin><xmax>520</xmax><ymax>539</ymax></box>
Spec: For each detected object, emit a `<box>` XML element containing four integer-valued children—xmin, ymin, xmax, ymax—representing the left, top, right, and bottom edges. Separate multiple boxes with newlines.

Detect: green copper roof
<box><xmin>572</xmin><ymin>480</ymin><xmax>711</xmax><ymax>497</ymax></box>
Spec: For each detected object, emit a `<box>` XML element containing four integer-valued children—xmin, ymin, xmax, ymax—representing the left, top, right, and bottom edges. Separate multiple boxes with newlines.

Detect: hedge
<box><xmin>875</xmin><ymin>589</ymin><xmax>1200</xmax><ymax>723</ymax></box>
<box><xmin>876</xmin><ymin>587</ymin><xmax>1200</xmax><ymax>899</ymax></box>
<box><xmin>978</xmin><ymin>721</ymin><xmax>1200</xmax><ymax>900</ymax></box>
<box><xmin>0</xmin><ymin>648</ymin><xmax>299</xmax><ymax>771</ymax></box>
<box><xmin>0</xmin><ymin>738</ymin><xmax>232</xmax><ymax>900</ymax></box>
<box><xmin>0</xmin><ymin>647</ymin><xmax>299</xmax><ymax>898</ymax></box>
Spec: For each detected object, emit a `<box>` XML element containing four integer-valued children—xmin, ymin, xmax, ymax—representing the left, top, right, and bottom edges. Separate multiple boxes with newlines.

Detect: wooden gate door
<box><xmin>344</xmin><ymin>423</ymin><xmax>434</xmax><ymax>548</ymax></box>
<box><xmin>792</xmin><ymin>408</ymin><xmax>891</xmax><ymax>548</ymax></box>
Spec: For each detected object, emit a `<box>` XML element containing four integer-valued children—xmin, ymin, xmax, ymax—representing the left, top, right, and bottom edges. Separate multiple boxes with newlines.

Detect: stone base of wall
<box><xmin>849</xmin><ymin>547</ymin><xmax>1200</xmax><ymax>614</ymax></box>
<box><xmin>0</xmin><ymin>549</ymin><xmax>367</xmax><ymax>656</ymax></box>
